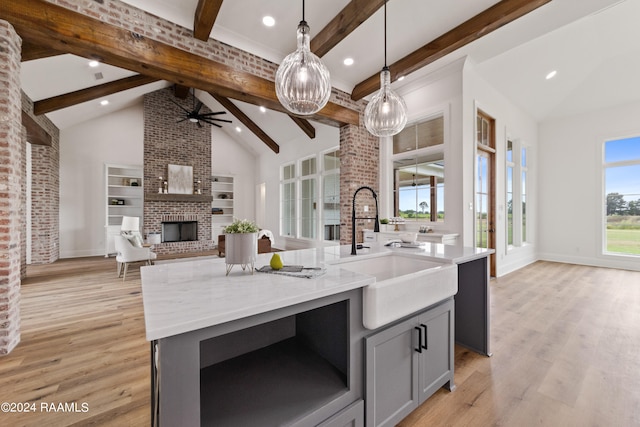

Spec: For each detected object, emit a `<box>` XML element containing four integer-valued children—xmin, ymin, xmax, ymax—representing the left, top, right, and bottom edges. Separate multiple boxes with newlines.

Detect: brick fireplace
<box><xmin>143</xmin><ymin>87</ymin><xmax>215</xmax><ymax>255</ymax></box>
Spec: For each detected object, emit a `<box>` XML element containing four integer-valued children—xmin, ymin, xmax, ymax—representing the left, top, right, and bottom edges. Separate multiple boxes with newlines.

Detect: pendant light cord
<box><xmin>384</xmin><ymin>0</ymin><xmax>387</xmax><ymax>68</ymax></box>
<box><xmin>302</xmin><ymin>0</ymin><xmax>306</xmax><ymax>23</ymax></box>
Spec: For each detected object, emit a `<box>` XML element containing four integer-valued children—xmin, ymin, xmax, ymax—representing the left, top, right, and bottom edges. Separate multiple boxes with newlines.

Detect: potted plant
<box><xmin>380</xmin><ymin>218</ymin><xmax>389</xmax><ymax>231</ymax></box>
<box><xmin>224</xmin><ymin>218</ymin><xmax>259</xmax><ymax>275</ymax></box>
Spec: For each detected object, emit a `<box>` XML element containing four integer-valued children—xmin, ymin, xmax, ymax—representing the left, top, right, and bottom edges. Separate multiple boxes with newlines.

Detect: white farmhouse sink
<box><xmin>336</xmin><ymin>254</ymin><xmax>458</xmax><ymax>329</ymax></box>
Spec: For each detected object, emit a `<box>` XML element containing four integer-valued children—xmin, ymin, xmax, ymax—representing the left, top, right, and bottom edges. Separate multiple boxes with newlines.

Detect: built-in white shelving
<box><xmin>211</xmin><ymin>174</ymin><xmax>234</xmax><ymax>236</ymax></box>
<box><xmin>105</xmin><ymin>163</ymin><xmax>143</xmax><ymax>256</ymax></box>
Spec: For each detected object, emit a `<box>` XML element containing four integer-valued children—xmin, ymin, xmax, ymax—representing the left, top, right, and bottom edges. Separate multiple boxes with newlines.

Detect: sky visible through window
<box><xmin>605</xmin><ymin>136</ymin><xmax>640</xmax><ymax>200</ymax></box>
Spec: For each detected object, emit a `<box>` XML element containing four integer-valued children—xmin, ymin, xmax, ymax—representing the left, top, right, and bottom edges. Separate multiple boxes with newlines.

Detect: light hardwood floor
<box><xmin>0</xmin><ymin>258</ymin><xmax>638</xmax><ymax>426</ymax></box>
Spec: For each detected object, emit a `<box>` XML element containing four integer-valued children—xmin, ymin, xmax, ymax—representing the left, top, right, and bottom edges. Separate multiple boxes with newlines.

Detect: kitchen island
<box><xmin>141</xmin><ymin>243</ymin><xmax>492</xmax><ymax>427</ymax></box>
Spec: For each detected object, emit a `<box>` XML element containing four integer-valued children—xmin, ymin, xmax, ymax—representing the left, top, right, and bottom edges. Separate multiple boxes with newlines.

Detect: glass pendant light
<box><xmin>364</xmin><ymin>1</ymin><xmax>407</xmax><ymax>137</ymax></box>
<box><xmin>275</xmin><ymin>0</ymin><xmax>331</xmax><ymax>115</ymax></box>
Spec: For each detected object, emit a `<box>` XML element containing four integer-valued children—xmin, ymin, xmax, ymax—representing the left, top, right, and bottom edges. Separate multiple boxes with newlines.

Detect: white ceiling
<box><xmin>19</xmin><ymin>0</ymin><xmax>634</xmax><ymax>154</ymax></box>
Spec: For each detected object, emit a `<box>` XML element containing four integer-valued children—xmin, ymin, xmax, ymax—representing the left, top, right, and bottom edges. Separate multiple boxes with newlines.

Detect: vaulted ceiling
<box><xmin>5</xmin><ymin>0</ymin><xmax>635</xmax><ymax>155</ymax></box>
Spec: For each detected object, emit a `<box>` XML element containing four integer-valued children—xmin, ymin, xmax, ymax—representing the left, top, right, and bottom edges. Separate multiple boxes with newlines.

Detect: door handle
<box><xmin>414</xmin><ymin>326</ymin><xmax>423</xmax><ymax>353</ymax></box>
<box><xmin>420</xmin><ymin>324</ymin><xmax>428</xmax><ymax>350</ymax></box>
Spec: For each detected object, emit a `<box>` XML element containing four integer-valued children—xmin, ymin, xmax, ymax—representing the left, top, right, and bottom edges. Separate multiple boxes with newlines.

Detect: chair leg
<box><xmin>117</xmin><ymin>261</ymin><xmax>122</xmax><ymax>277</ymax></box>
<box><xmin>122</xmin><ymin>262</ymin><xmax>128</xmax><ymax>281</ymax></box>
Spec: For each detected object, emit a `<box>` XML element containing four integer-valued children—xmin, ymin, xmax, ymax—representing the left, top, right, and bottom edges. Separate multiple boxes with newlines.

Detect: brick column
<box><xmin>0</xmin><ymin>21</ymin><xmax>23</xmax><ymax>355</ymax></box>
<box><xmin>339</xmin><ymin>115</ymin><xmax>380</xmax><ymax>246</ymax></box>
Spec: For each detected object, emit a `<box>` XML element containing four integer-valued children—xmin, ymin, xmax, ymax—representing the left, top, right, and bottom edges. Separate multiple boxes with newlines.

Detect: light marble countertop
<box><xmin>141</xmin><ymin>242</ymin><xmax>492</xmax><ymax>341</ymax></box>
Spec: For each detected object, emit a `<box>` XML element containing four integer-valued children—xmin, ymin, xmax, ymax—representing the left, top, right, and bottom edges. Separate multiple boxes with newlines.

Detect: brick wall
<box><xmin>0</xmin><ymin>21</ymin><xmax>22</xmax><ymax>355</ymax></box>
<box><xmin>143</xmin><ymin>88</ymin><xmax>214</xmax><ymax>255</ymax></box>
<box><xmin>22</xmin><ymin>93</ymin><xmax>60</xmax><ymax>264</ymax></box>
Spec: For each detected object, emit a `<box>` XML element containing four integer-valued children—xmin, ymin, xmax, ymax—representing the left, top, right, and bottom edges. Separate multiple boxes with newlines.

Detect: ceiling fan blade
<box><xmin>170</xmin><ymin>98</ymin><xmax>191</xmax><ymax>115</ymax></box>
<box><xmin>204</xmin><ymin>117</ymin><xmax>233</xmax><ymax>123</ymax></box>
<box><xmin>197</xmin><ymin>120</ymin><xmax>203</xmax><ymax>128</ymax></box>
<box><xmin>198</xmin><ymin>111</ymin><xmax>227</xmax><ymax>117</ymax></box>
<box><xmin>195</xmin><ymin>101</ymin><xmax>203</xmax><ymax>114</ymax></box>
<box><xmin>177</xmin><ymin>117</ymin><xmax>189</xmax><ymax>123</ymax></box>
<box><xmin>200</xmin><ymin>118</ymin><xmax>223</xmax><ymax>127</ymax></box>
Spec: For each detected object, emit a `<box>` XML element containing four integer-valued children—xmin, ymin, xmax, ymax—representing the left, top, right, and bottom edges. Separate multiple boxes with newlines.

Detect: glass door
<box><xmin>476</xmin><ymin>110</ymin><xmax>496</xmax><ymax>276</ymax></box>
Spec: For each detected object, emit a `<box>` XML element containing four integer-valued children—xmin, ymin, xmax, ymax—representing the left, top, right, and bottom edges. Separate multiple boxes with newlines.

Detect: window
<box><xmin>604</xmin><ymin>136</ymin><xmax>640</xmax><ymax>256</ymax></box>
<box><xmin>322</xmin><ymin>150</ymin><xmax>340</xmax><ymax>241</ymax></box>
<box><xmin>505</xmin><ymin>138</ymin><xmax>528</xmax><ymax>248</ymax></box>
<box><xmin>522</xmin><ymin>147</ymin><xmax>528</xmax><ymax>243</ymax></box>
<box><xmin>506</xmin><ymin>140</ymin><xmax>514</xmax><ymax>246</ymax></box>
<box><xmin>392</xmin><ymin>115</ymin><xmax>445</xmax><ymax>222</ymax></box>
<box><xmin>281</xmin><ymin>164</ymin><xmax>296</xmax><ymax>237</ymax></box>
<box><xmin>280</xmin><ymin>149</ymin><xmax>340</xmax><ymax>242</ymax></box>
<box><xmin>300</xmin><ymin>157</ymin><xmax>317</xmax><ymax>239</ymax></box>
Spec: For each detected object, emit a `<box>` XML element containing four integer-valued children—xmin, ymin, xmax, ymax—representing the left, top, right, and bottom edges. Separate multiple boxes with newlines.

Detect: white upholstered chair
<box><xmin>114</xmin><ymin>235</ymin><xmax>157</xmax><ymax>281</ymax></box>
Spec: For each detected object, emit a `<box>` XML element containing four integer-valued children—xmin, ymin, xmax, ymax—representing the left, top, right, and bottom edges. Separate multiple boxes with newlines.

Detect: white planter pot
<box><xmin>225</xmin><ymin>232</ymin><xmax>258</xmax><ymax>275</ymax></box>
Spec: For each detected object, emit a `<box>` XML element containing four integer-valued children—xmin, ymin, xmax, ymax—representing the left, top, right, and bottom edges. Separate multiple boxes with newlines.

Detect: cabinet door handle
<box><xmin>420</xmin><ymin>324</ymin><xmax>428</xmax><ymax>350</ymax></box>
<box><xmin>414</xmin><ymin>326</ymin><xmax>423</xmax><ymax>353</ymax></box>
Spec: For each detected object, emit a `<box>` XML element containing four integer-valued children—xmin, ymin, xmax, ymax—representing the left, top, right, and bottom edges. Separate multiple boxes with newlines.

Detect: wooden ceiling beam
<box><xmin>22</xmin><ymin>111</ymin><xmax>52</xmax><ymax>146</ymax></box>
<box><xmin>211</xmin><ymin>94</ymin><xmax>280</xmax><ymax>154</ymax></box>
<box><xmin>174</xmin><ymin>84</ymin><xmax>191</xmax><ymax>99</ymax></box>
<box><xmin>193</xmin><ymin>0</ymin><xmax>223</xmax><ymax>42</ymax></box>
<box><xmin>21</xmin><ymin>40</ymin><xmax>65</xmax><ymax>62</ymax></box>
<box><xmin>351</xmin><ymin>0</ymin><xmax>552</xmax><ymax>100</ymax></box>
<box><xmin>289</xmin><ymin>116</ymin><xmax>316</xmax><ymax>139</ymax></box>
<box><xmin>311</xmin><ymin>0</ymin><xmax>386</xmax><ymax>57</ymax></box>
<box><xmin>33</xmin><ymin>74</ymin><xmax>159</xmax><ymax>115</ymax></box>
<box><xmin>1</xmin><ymin>0</ymin><xmax>358</xmax><ymax>127</ymax></box>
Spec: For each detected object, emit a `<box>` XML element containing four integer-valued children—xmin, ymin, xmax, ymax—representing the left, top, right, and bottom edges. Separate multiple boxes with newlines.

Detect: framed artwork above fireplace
<box><xmin>168</xmin><ymin>164</ymin><xmax>193</xmax><ymax>194</ymax></box>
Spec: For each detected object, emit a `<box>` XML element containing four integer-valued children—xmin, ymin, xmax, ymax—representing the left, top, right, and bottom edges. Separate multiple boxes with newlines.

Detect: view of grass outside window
<box><xmin>506</xmin><ymin>141</ymin><xmax>514</xmax><ymax>246</ymax></box>
<box><xmin>604</xmin><ymin>136</ymin><xmax>640</xmax><ymax>255</ymax></box>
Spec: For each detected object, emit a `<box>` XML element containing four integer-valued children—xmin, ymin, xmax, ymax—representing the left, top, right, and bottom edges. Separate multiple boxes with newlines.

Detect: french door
<box><xmin>476</xmin><ymin>110</ymin><xmax>496</xmax><ymax>277</ymax></box>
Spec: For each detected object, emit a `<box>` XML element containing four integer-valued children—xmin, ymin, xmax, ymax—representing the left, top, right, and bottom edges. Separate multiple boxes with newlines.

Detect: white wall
<box><xmin>211</xmin><ymin>127</ymin><xmax>257</xmax><ymax>236</ymax></box>
<box><xmin>257</xmin><ymin>123</ymin><xmax>340</xmax><ymax>250</ymax></box>
<box><xmin>539</xmin><ymin>100</ymin><xmax>640</xmax><ymax>271</ymax></box>
<box><xmin>60</xmin><ymin>103</ymin><xmax>144</xmax><ymax>258</ymax></box>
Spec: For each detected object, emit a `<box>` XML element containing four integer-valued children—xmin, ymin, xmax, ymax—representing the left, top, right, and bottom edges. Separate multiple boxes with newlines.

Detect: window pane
<box><xmin>604</xmin><ymin>139</ymin><xmax>640</xmax><ymax>255</ymax></box>
<box><xmin>283</xmin><ymin>164</ymin><xmax>295</xmax><ymax>180</ymax></box>
<box><xmin>323</xmin><ymin>173</ymin><xmax>340</xmax><ymax>241</ymax></box>
<box><xmin>507</xmin><ymin>140</ymin><xmax>513</xmax><ymax>163</ymax></box>
<box><xmin>522</xmin><ymin>147</ymin><xmax>527</xmax><ymax>167</ymax></box>
<box><xmin>522</xmin><ymin>171</ymin><xmax>527</xmax><ymax>243</ymax></box>
<box><xmin>393</xmin><ymin>116</ymin><xmax>444</xmax><ymax>154</ymax></box>
<box><xmin>507</xmin><ymin>166</ymin><xmax>513</xmax><ymax>246</ymax></box>
<box><xmin>324</xmin><ymin>150</ymin><xmax>340</xmax><ymax>171</ymax></box>
<box><xmin>605</xmin><ymin>136</ymin><xmax>640</xmax><ymax>163</ymax></box>
<box><xmin>301</xmin><ymin>158</ymin><xmax>316</xmax><ymax>176</ymax></box>
<box><xmin>416</xmin><ymin>116</ymin><xmax>444</xmax><ymax>150</ymax></box>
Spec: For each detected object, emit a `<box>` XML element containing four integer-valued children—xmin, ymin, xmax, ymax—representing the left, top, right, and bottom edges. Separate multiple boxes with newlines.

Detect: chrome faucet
<box><xmin>351</xmin><ymin>186</ymin><xmax>380</xmax><ymax>255</ymax></box>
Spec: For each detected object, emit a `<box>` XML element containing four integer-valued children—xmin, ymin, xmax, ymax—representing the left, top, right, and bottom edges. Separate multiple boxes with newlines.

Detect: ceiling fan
<box><xmin>171</xmin><ymin>93</ymin><xmax>232</xmax><ymax>128</ymax></box>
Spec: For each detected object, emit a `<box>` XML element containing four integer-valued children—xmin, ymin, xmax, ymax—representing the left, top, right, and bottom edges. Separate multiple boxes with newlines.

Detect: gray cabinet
<box><xmin>317</xmin><ymin>400</ymin><xmax>364</xmax><ymax>427</ymax></box>
<box><xmin>364</xmin><ymin>299</ymin><xmax>454</xmax><ymax>427</ymax></box>
<box><xmin>455</xmin><ymin>257</ymin><xmax>491</xmax><ymax>356</ymax></box>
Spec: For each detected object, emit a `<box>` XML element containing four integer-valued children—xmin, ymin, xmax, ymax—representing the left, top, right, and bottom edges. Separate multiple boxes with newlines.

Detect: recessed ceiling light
<box><xmin>262</xmin><ymin>16</ymin><xmax>275</xmax><ymax>27</ymax></box>
<box><xmin>397</xmin><ymin>75</ymin><xmax>405</xmax><ymax>81</ymax></box>
<box><xmin>259</xmin><ymin>106</ymin><xmax>267</xmax><ymax>113</ymax></box>
<box><xmin>88</xmin><ymin>60</ymin><xmax>100</xmax><ymax>68</ymax></box>
<box><xmin>343</xmin><ymin>57</ymin><xmax>354</xmax><ymax>66</ymax></box>
<box><xmin>545</xmin><ymin>70</ymin><xmax>557</xmax><ymax>80</ymax></box>
<box><xmin>100</xmin><ymin>100</ymin><xmax>109</xmax><ymax>106</ymax></box>
<box><xmin>235</xmin><ymin>126</ymin><xmax>242</xmax><ymax>133</ymax></box>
